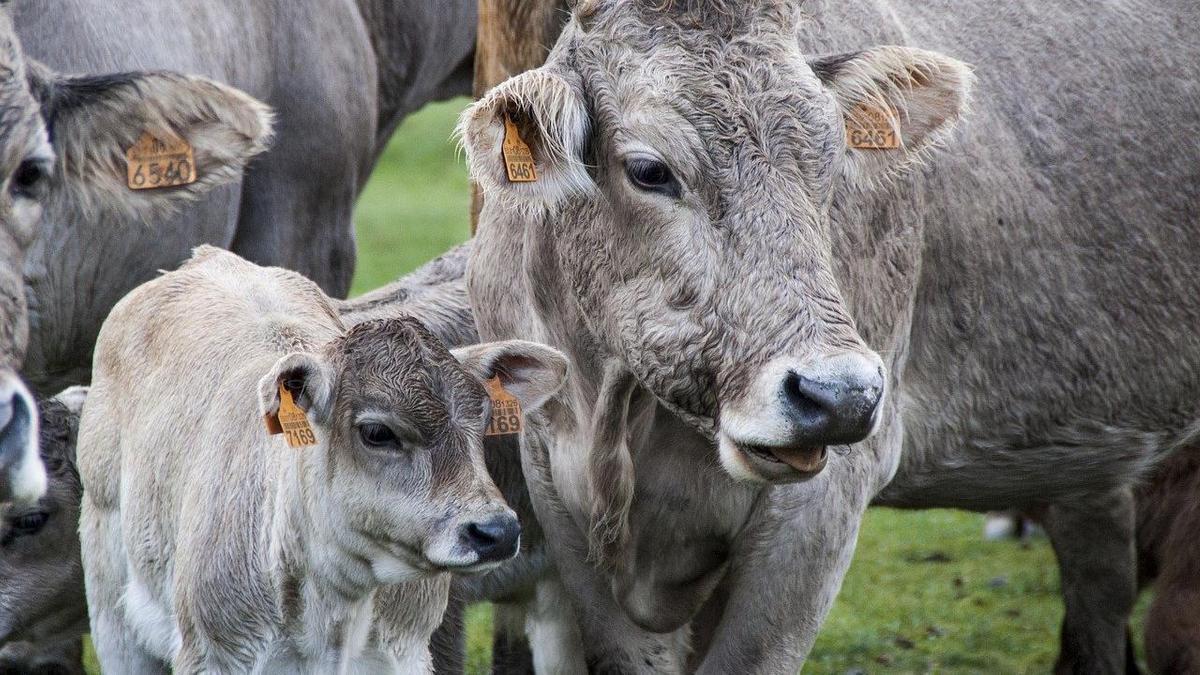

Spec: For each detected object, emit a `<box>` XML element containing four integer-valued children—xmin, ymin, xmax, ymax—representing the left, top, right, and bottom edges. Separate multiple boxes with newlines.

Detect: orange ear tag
<box><xmin>846</xmin><ymin>104</ymin><xmax>902</xmax><ymax>150</ymax></box>
<box><xmin>484</xmin><ymin>376</ymin><xmax>523</xmax><ymax>436</ymax></box>
<box><xmin>502</xmin><ymin>115</ymin><xmax>538</xmax><ymax>183</ymax></box>
<box><xmin>125</xmin><ymin>131</ymin><xmax>198</xmax><ymax>190</ymax></box>
<box><xmin>264</xmin><ymin>383</ymin><xmax>317</xmax><ymax>448</ymax></box>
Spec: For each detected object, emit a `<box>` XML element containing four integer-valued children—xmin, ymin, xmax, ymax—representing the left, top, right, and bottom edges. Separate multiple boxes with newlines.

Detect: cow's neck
<box><xmin>352</xmin><ymin>0</ymin><xmax>475</xmax><ymax>146</ymax></box>
<box><xmin>269</xmin><ymin>458</ymin><xmax>379</xmax><ymax>660</ymax></box>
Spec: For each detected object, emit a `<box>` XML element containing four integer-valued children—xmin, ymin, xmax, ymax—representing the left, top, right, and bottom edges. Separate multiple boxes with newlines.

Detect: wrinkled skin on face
<box><xmin>0</xmin><ymin>388</ymin><xmax>87</xmax><ymax>674</ymax></box>
<box><xmin>463</xmin><ymin>0</ymin><xmax>969</xmax><ymax>486</ymax></box>
<box><xmin>0</xmin><ymin>11</ymin><xmax>50</xmax><ymax>509</ymax></box>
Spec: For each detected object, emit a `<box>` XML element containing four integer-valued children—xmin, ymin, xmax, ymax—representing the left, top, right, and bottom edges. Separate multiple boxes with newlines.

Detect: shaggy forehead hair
<box><xmin>572</xmin><ymin>0</ymin><xmax>838</xmax><ymax>211</ymax></box>
<box><xmin>0</xmin><ymin>16</ymin><xmax>40</xmax><ymax>165</ymax></box>
<box><xmin>334</xmin><ymin>317</ymin><xmax>486</xmax><ymax>439</ymax></box>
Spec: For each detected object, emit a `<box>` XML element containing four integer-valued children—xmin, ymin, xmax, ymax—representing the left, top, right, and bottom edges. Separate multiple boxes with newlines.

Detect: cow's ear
<box><xmin>459</xmin><ymin>67</ymin><xmax>592</xmax><ymax>205</ymax></box>
<box><xmin>811</xmin><ymin>46</ymin><xmax>972</xmax><ymax>183</ymax></box>
<box><xmin>30</xmin><ymin>64</ymin><xmax>273</xmax><ymax>216</ymax></box>
<box><xmin>257</xmin><ymin>353</ymin><xmax>336</xmax><ymax>427</ymax></box>
<box><xmin>452</xmin><ymin>340</ymin><xmax>569</xmax><ymax>414</ymax></box>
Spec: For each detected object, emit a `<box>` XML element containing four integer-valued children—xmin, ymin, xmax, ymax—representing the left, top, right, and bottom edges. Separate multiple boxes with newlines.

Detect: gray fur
<box><xmin>9</xmin><ymin>0</ymin><xmax>477</xmax><ymax>394</ymax></box>
<box><xmin>77</xmin><ymin>248</ymin><xmax>566</xmax><ymax>673</ymax></box>
<box><xmin>0</xmin><ymin>387</ymin><xmax>87</xmax><ymax>675</ymax></box>
<box><xmin>444</xmin><ymin>0</ymin><xmax>1200</xmax><ymax>672</ymax></box>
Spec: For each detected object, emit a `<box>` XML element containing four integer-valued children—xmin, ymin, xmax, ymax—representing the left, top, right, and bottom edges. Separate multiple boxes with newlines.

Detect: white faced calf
<box><xmin>77</xmin><ymin>247</ymin><xmax>567</xmax><ymax>673</ymax></box>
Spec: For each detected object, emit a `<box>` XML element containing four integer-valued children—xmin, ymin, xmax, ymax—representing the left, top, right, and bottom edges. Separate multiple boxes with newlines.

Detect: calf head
<box><xmin>462</xmin><ymin>0</ymin><xmax>970</xmax><ymax>562</ymax></box>
<box><xmin>257</xmin><ymin>317</ymin><xmax>567</xmax><ymax>583</ymax></box>
<box><xmin>0</xmin><ymin>7</ymin><xmax>272</xmax><ymax>503</ymax></box>
<box><xmin>0</xmin><ymin>386</ymin><xmax>87</xmax><ymax>664</ymax></box>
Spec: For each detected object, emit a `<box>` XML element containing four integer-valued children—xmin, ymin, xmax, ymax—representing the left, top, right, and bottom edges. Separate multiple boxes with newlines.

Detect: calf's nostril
<box><xmin>779</xmin><ymin>357</ymin><xmax>884</xmax><ymax>446</ymax></box>
<box><xmin>462</xmin><ymin>515</ymin><xmax>521</xmax><ymax>563</ymax></box>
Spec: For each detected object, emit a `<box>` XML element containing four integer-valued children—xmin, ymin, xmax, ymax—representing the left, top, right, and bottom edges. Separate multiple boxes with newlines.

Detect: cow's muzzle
<box><xmin>0</xmin><ymin>370</ymin><xmax>44</xmax><ymax>505</ymax></box>
<box><xmin>717</xmin><ymin>352</ymin><xmax>884</xmax><ymax>483</ymax></box>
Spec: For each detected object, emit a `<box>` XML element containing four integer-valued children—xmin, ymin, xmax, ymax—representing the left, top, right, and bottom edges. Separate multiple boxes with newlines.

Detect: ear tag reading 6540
<box><xmin>484</xmin><ymin>377</ymin><xmax>522</xmax><ymax>436</ymax></box>
<box><xmin>502</xmin><ymin>114</ymin><xmax>538</xmax><ymax>183</ymax></box>
<box><xmin>125</xmin><ymin>131</ymin><xmax>198</xmax><ymax>190</ymax></box>
<box><xmin>264</xmin><ymin>383</ymin><xmax>317</xmax><ymax>448</ymax></box>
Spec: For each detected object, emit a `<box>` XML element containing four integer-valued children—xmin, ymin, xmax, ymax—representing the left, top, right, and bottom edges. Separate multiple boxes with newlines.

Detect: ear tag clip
<box><xmin>125</xmin><ymin>131</ymin><xmax>198</xmax><ymax>190</ymax></box>
<box><xmin>484</xmin><ymin>376</ymin><xmax>523</xmax><ymax>436</ymax></box>
<box><xmin>846</xmin><ymin>104</ymin><xmax>902</xmax><ymax>150</ymax></box>
<box><xmin>502</xmin><ymin>114</ymin><xmax>538</xmax><ymax>183</ymax></box>
<box><xmin>264</xmin><ymin>383</ymin><xmax>317</xmax><ymax>448</ymax></box>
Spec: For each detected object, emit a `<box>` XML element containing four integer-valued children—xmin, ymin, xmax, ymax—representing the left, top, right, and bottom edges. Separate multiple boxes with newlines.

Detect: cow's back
<box><xmin>12</xmin><ymin>0</ymin><xmax>376</xmax><ymax>393</ymax></box>
<box><xmin>798</xmin><ymin>1</ymin><xmax>1200</xmax><ymax>505</ymax></box>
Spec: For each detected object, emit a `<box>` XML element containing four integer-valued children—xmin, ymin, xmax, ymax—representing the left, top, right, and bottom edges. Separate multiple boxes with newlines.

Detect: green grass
<box><xmin>85</xmin><ymin>99</ymin><xmax>1152</xmax><ymax>672</ymax></box>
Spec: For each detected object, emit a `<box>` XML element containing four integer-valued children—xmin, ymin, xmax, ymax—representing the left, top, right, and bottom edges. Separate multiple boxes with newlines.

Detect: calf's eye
<box><xmin>625</xmin><ymin>157</ymin><xmax>681</xmax><ymax>199</ymax></box>
<box><xmin>358</xmin><ymin>423</ymin><xmax>398</xmax><ymax>448</ymax></box>
<box><xmin>10</xmin><ymin>511</ymin><xmax>49</xmax><ymax>537</ymax></box>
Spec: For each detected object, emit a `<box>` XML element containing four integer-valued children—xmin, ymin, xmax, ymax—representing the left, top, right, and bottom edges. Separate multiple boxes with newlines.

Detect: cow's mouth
<box><xmin>717</xmin><ymin>432</ymin><xmax>830</xmax><ymax>484</ymax></box>
<box><xmin>742</xmin><ymin>443</ymin><xmax>828</xmax><ymax>474</ymax></box>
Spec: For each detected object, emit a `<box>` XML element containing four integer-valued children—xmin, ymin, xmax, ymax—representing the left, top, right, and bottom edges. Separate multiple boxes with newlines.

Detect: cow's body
<box><xmin>77</xmin><ymin>248</ymin><xmax>564</xmax><ymax>673</ymax></box>
<box><xmin>451</xmin><ymin>1</ymin><xmax>1200</xmax><ymax>673</ymax></box>
<box><xmin>11</xmin><ymin>0</ymin><xmax>476</xmax><ymax>394</ymax></box>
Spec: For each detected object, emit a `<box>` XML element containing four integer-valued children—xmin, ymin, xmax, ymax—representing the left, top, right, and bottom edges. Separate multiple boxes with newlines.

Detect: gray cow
<box><xmin>452</xmin><ymin>0</ymin><xmax>1200</xmax><ymax>672</ymax></box>
<box><xmin>78</xmin><ymin>247</ymin><xmax>567</xmax><ymax>673</ymax></box>
<box><xmin>9</xmin><ymin>0</ymin><xmax>476</xmax><ymax>395</ymax></box>
<box><xmin>0</xmin><ymin>386</ymin><xmax>87</xmax><ymax>675</ymax></box>
<box><xmin>0</xmin><ymin>6</ymin><xmax>273</xmax><ymax>509</ymax></box>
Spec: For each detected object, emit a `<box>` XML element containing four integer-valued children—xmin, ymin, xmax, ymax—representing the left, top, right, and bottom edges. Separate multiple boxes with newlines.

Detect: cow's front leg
<box><xmin>1042</xmin><ymin>488</ymin><xmax>1140</xmax><ymax>675</ymax></box>
<box><xmin>695</xmin><ymin>469</ymin><xmax>870</xmax><ymax>674</ymax></box>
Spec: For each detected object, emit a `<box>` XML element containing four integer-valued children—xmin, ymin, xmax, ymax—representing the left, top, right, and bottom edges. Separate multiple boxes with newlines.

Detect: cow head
<box><xmin>257</xmin><ymin>318</ymin><xmax>568</xmax><ymax>582</ymax></box>
<box><xmin>0</xmin><ymin>8</ymin><xmax>272</xmax><ymax>505</ymax></box>
<box><xmin>0</xmin><ymin>387</ymin><xmax>88</xmax><ymax>661</ymax></box>
<box><xmin>462</xmin><ymin>0</ymin><xmax>970</xmax><ymax>560</ymax></box>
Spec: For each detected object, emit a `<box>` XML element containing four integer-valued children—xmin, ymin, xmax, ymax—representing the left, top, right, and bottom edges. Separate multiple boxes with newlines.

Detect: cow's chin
<box><xmin>717</xmin><ymin>432</ymin><xmax>829</xmax><ymax>484</ymax></box>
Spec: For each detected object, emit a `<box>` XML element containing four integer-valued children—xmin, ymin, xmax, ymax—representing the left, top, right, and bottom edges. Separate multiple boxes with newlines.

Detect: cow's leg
<box><xmin>492</xmin><ymin>602</ymin><xmax>534</xmax><ymax>674</ymax></box>
<box><xmin>80</xmin><ymin>508</ymin><xmax>167</xmax><ymax>674</ymax></box>
<box><xmin>695</xmin><ymin>472</ymin><xmax>869</xmax><ymax>674</ymax></box>
<box><xmin>1144</xmin><ymin>525</ymin><xmax>1200</xmax><ymax>673</ymax></box>
<box><xmin>1042</xmin><ymin>488</ymin><xmax>1140</xmax><ymax>675</ymax></box>
<box><xmin>524</xmin><ymin>579</ymin><xmax>587</xmax><ymax>675</ymax></box>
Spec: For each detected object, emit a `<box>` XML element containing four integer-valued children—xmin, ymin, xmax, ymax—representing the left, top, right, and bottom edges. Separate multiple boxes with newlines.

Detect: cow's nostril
<box><xmin>780</xmin><ymin>354</ymin><xmax>884</xmax><ymax>446</ymax></box>
<box><xmin>462</xmin><ymin>515</ymin><xmax>521</xmax><ymax>563</ymax></box>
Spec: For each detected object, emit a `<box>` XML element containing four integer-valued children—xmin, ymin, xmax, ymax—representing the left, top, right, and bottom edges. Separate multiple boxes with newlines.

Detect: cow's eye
<box><xmin>625</xmin><ymin>157</ymin><xmax>681</xmax><ymax>199</ymax></box>
<box><xmin>358</xmin><ymin>423</ymin><xmax>398</xmax><ymax>448</ymax></box>
<box><xmin>11</xmin><ymin>158</ymin><xmax>51</xmax><ymax>201</ymax></box>
<box><xmin>10</xmin><ymin>511</ymin><xmax>49</xmax><ymax>537</ymax></box>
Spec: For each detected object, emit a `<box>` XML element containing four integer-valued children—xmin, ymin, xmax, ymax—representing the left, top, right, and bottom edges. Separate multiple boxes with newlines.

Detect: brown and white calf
<box><xmin>77</xmin><ymin>247</ymin><xmax>567</xmax><ymax>673</ymax></box>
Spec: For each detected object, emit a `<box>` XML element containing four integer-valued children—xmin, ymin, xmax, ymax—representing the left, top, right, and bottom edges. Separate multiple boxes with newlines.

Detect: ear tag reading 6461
<box><xmin>125</xmin><ymin>131</ymin><xmax>198</xmax><ymax>190</ymax></box>
<box><xmin>264</xmin><ymin>383</ymin><xmax>317</xmax><ymax>448</ymax></box>
<box><xmin>846</xmin><ymin>104</ymin><xmax>902</xmax><ymax>150</ymax></box>
<box><xmin>502</xmin><ymin>114</ymin><xmax>538</xmax><ymax>183</ymax></box>
<box><xmin>485</xmin><ymin>376</ymin><xmax>522</xmax><ymax>436</ymax></box>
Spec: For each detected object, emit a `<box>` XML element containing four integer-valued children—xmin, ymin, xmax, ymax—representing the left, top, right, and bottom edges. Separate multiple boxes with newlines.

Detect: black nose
<box><xmin>461</xmin><ymin>514</ymin><xmax>521</xmax><ymax>563</ymax></box>
<box><xmin>781</xmin><ymin>353</ymin><xmax>884</xmax><ymax>446</ymax></box>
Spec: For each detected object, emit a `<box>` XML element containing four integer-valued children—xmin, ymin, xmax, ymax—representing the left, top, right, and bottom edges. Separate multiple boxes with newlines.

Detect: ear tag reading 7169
<box><xmin>264</xmin><ymin>383</ymin><xmax>317</xmax><ymax>448</ymax></box>
<box><xmin>484</xmin><ymin>376</ymin><xmax>522</xmax><ymax>436</ymax></box>
<box><xmin>502</xmin><ymin>114</ymin><xmax>538</xmax><ymax>183</ymax></box>
<box><xmin>125</xmin><ymin>131</ymin><xmax>198</xmax><ymax>190</ymax></box>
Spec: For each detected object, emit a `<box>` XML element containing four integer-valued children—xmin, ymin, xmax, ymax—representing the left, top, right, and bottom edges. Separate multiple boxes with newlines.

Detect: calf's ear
<box><xmin>257</xmin><ymin>353</ymin><xmax>336</xmax><ymax>427</ymax></box>
<box><xmin>30</xmin><ymin>64</ymin><xmax>273</xmax><ymax>216</ymax></box>
<box><xmin>459</xmin><ymin>67</ymin><xmax>592</xmax><ymax>205</ymax></box>
<box><xmin>810</xmin><ymin>46</ymin><xmax>973</xmax><ymax>184</ymax></box>
<box><xmin>452</xmin><ymin>340</ymin><xmax>569</xmax><ymax>414</ymax></box>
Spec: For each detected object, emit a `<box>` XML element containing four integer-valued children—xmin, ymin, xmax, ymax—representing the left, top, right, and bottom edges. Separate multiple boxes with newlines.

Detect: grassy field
<box><xmin>85</xmin><ymin>99</ymin><xmax>1151</xmax><ymax>673</ymax></box>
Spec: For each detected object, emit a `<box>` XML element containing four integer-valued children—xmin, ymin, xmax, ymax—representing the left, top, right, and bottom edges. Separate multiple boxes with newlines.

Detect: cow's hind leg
<box><xmin>80</xmin><ymin>507</ymin><xmax>168</xmax><ymax>675</ymax></box>
<box><xmin>1042</xmin><ymin>488</ymin><xmax>1140</xmax><ymax>675</ymax></box>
